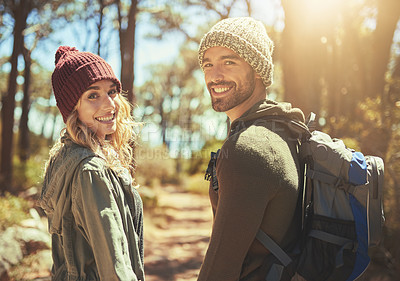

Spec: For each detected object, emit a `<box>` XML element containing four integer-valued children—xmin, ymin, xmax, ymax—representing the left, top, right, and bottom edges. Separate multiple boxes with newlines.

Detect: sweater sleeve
<box><xmin>198</xmin><ymin>127</ymin><xmax>299</xmax><ymax>281</ymax></box>
<box><xmin>72</xmin><ymin>167</ymin><xmax>139</xmax><ymax>281</ymax></box>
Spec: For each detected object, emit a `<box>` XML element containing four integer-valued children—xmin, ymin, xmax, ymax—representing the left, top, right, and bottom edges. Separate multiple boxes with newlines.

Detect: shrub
<box><xmin>13</xmin><ymin>156</ymin><xmax>47</xmax><ymax>190</ymax></box>
<box><xmin>188</xmin><ymin>138</ymin><xmax>224</xmax><ymax>175</ymax></box>
<box><xmin>135</xmin><ymin>144</ymin><xmax>180</xmax><ymax>187</ymax></box>
<box><xmin>0</xmin><ymin>193</ymin><xmax>30</xmax><ymax>231</ymax></box>
<box><xmin>182</xmin><ymin>173</ymin><xmax>210</xmax><ymax>195</ymax></box>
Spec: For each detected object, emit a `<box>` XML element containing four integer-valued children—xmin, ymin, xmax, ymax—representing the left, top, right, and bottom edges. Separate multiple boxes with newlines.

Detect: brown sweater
<box><xmin>198</xmin><ymin>99</ymin><xmax>305</xmax><ymax>281</ymax></box>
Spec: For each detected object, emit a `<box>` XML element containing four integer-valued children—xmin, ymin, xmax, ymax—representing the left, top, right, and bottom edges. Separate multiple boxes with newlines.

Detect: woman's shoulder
<box><xmin>57</xmin><ymin>142</ymin><xmax>105</xmax><ymax>172</ymax></box>
<box><xmin>65</xmin><ymin>141</ymin><xmax>97</xmax><ymax>159</ymax></box>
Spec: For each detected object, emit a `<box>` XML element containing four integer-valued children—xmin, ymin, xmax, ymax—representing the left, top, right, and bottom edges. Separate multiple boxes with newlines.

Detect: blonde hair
<box><xmin>46</xmin><ymin>93</ymin><xmax>137</xmax><ymax>176</ymax></box>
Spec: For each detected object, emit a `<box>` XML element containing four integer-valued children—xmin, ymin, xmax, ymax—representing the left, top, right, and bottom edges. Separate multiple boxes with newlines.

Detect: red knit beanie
<box><xmin>51</xmin><ymin>46</ymin><xmax>121</xmax><ymax>123</ymax></box>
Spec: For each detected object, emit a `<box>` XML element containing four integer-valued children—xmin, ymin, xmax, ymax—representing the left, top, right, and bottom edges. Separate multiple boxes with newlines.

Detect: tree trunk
<box><xmin>160</xmin><ymin>100</ymin><xmax>168</xmax><ymax>147</ymax></box>
<box><xmin>118</xmin><ymin>0</ymin><xmax>138</xmax><ymax>104</ymax></box>
<box><xmin>0</xmin><ymin>0</ymin><xmax>30</xmax><ymax>194</ymax></box>
<box><xmin>19</xmin><ymin>47</ymin><xmax>32</xmax><ymax>163</ymax></box>
<box><xmin>281</xmin><ymin>0</ymin><xmax>323</xmax><ymax>117</ymax></box>
<box><xmin>97</xmin><ymin>0</ymin><xmax>105</xmax><ymax>56</ymax></box>
<box><xmin>49</xmin><ymin>113</ymin><xmax>58</xmax><ymax>146</ymax></box>
<box><xmin>369</xmin><ymin>0</ymin><xmax>400</xmax><ymax>98</ymax></box>
<box><xmin>330</xmin><ymin>4</ymin><xmax>363</xmax><ymax>120</ymax></box>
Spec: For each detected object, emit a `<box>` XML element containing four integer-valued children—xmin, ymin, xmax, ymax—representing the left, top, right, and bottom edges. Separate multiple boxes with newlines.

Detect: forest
<box><xmin>0</xmin><ymin>0</ymin><xmax>400</xmax><ymax>279</ymax></box>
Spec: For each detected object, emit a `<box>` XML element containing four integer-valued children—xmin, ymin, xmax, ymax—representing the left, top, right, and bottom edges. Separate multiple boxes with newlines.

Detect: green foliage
<box><xmin>13</xmin><ymin>156</ymin><xmax>46</xmax><ymax>190</ymax></box>
<box><xmin>323</xmin><ymin>97</ymin><xmax>390</xmax><ymax>158</ymax></box>
<box><xmin>12</xmin><ymin>133</ymin><xmax>51</xmax><ymax>190</ymax></box>
<box><xmin>0</xmin><ymin>59</ymin><xmax>8</xmax><ymax>95</ymax></box>
<box><xmin>340</xmin><ymin>138</ymin><xmax>361</xmax><ymax>152</ymax></box>
<box><xmin>135</xmin><ymin>143</ymin><xmax>180</xmax><ymax>187</ymax></box>
<box><xmin>382</xmin><ymin>131</ymin><xmax>400</xmax><ymax>264</ymax></box>
<box><xmin>0</xmin><ymin>193</ymin><xmax>30</xmax><ymax>231</ymax></box>
<box><xmin>187</xmin><ymin>138</ymin><xmax>224</xmax><ymax>175</ymax></box>
<box><xmin>182</xmin><ymin>173</ymin><xmax>210</xmax><ymax>195</ymax></box>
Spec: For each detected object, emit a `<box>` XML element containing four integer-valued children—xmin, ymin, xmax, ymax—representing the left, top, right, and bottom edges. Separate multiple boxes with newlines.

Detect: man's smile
<box><xmin>210</xmin><ymin>83</ymin><xmax>234</xmax><ymax>96</ymax></box>
<box><xmin>213</xmin><ymin>86</ymin><xmax>232</xmax><ymax>93</ymax></box>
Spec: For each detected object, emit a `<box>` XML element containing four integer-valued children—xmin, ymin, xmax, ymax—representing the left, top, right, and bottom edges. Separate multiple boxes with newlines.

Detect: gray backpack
<box><xmin>257</xmin><ymin>113</ymin><xmax>385</xmax><ymax>281</ymax></box>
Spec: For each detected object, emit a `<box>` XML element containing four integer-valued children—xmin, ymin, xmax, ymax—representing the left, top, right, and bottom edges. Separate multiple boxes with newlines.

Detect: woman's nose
<box><xmin>103</xmin><ymin>95</ymin><xmax>116</xmax><ymax>110</ymax></box>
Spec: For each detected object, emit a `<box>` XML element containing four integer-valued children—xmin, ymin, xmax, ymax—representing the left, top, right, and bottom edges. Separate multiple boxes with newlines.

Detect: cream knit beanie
<box><xmin>198</xmin><ymin>17</ymin><xmax>274</xmax><ymax>88</ymax></box>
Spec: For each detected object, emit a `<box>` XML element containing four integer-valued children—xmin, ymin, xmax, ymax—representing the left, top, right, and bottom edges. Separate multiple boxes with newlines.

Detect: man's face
<box><xmin>202</xmin><ymin>46</ymin><xmax>256</xmax><ymax>113</ymax></box>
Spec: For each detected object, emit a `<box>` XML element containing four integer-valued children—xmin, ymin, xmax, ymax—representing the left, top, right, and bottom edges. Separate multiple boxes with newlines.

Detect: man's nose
<box><xmin>209</xmin><ymin>66</ymin><xmax>224</xmax><ymax>83</ymax></box>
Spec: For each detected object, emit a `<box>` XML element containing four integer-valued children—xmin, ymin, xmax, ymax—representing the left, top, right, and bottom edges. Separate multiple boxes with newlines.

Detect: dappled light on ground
<box><xmin>143</xmin><ymin>185</ymin><xmax>212</xmax><ymax>281</ymax></box>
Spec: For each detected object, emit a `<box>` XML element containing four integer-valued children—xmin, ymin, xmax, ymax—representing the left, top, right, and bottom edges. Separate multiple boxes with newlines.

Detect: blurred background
<box><xmin>0</xmin><ymin>0</ymin><xmax>399</xmax><ymax>280</ymax></box>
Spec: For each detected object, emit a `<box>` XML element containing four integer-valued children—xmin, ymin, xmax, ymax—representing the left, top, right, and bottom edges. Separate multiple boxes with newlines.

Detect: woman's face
<box><xmin>76</xmin><ymin>79</ymin><xmax>119</xmax><ymax>140</ymax></box>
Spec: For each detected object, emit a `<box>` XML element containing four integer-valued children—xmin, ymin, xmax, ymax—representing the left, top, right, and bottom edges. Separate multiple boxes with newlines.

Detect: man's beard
<box><xmin>209</xmin><ymin>72</ymin><xmax>256</xmax><ymax>113</ymax></box>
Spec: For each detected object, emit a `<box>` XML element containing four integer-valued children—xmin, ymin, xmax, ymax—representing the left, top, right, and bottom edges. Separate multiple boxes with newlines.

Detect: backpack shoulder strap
<box><xmin>260</xmin><ymin>113</ymin><xmax>314</xmax><ymax>142</ymax></box>
<box><xmin>255</xmin><ymin>113</ymin><xmax>316</xmax><ymax>278</ymax></box>
<box><xmin>256</xmin><ymin>229</ymin><xmax>293</xmax><ymax>267</ymax></box>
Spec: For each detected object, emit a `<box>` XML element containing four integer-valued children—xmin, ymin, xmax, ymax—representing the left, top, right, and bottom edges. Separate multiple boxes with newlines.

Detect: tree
<box><xmin>385</xmin><ymin>53</ymin><xmax>400</xmax><ymax>257</ymax></box>
<box><xmin>136</xmin><ymin>45</ymin><xmax>210</xmax><ymax>173</ymax></box>
<box><xmin>18</xmin><ymin>47</ymin><xmax>32</xmax><ymax>162</ymax></box>
<box><xmin>0</xmin><ymin>0</ymin><xmax>31</xmax><ymax>194</ymax></box>
<box><xmin>280</xmin><ymin>0</ymin><xmax>400</xmax><ymax>122</ymax></box>
<box><xmin>117</xmin><ymin>0</ymin><xmax>139</xmax><ymax>104</ymax></box>
<box><xmin>281</xmin><ymin>0</ymin><xmax>339</xmax><ymax>117</ymax></box>
<box><xmin>369</xmin><ymin>0</ymin><xmax>400</xmax><ymax>98</ymax></box>
<box><xmin>0</xmin><ymin>0</ymin><xmax>76</xmax><ymax>193</ymax></box>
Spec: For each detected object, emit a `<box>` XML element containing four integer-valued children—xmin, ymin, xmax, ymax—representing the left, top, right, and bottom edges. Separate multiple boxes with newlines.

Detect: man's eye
<box><xmin>203</xmin><ymin>63</ymin><xmax>212</xmax><ymax>68</ymax></box>
<box><xmin>88</xmin><ymin>93</ymin><xmax>98</xmax><ymax>99</ymax></box>
<box><xmin>225</xmin><ymin>61</ymin><xmax>234</xmax><ymax>65</ymax></box>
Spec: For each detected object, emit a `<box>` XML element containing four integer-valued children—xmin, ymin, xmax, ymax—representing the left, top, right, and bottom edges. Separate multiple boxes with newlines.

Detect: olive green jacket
<box><xmin>198</xmin><ymin>99</ymin><xmax>305</xmax><ymax>281</ymax></box>
<box><xmin>39</xmin><ymin>139</ymin><xmax>144</xmax><ymax>281</ymax></box>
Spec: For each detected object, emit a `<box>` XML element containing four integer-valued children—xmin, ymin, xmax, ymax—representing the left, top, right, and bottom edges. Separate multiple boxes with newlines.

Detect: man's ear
<box><xmin>255</xmin><ymin>72</ymin><xmax>262</xmax><ymax>79</ymax></box>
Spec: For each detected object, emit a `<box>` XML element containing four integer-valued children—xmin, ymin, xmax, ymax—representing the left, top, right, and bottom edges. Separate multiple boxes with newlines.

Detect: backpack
<box><xmin>255</xmin><ymin>113</ymin><xmax>385</xmax><ymax>281</ymax></box>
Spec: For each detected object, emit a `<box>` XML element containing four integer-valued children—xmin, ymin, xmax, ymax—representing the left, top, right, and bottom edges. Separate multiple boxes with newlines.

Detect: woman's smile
<box><xmin>77</xmin><ymin>80</ymin><xmax>119</xmax><ymax>140</ymax></box>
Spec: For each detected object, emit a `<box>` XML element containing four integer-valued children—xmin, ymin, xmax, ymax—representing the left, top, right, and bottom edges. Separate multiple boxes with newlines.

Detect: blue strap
<box><xmin>346</xmin><ymin>194</ymin><xmax>370</xmax><ymax>280</ymax></box>
<box><xmin>256</xmin><ymin>229</ymin><xmax>292</xmax><ymax>267</ymax></box>
<box><xmin>348</xmin><ymin>151</ymin><xmax>367</xmax><ymax>186</ymax></box>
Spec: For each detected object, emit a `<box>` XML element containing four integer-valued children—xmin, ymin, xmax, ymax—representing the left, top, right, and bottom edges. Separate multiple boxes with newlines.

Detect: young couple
<box><xmin>40</xmin><ymin>17</ymin><xmax>303</xmax><ymax>281</ymax></box>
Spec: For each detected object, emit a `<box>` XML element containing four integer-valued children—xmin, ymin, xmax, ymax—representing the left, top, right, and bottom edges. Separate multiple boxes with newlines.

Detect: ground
<box><xmin>10</xmin><ymin>184</ymin><xmax>212</xmax><ymax>281</ymax></box>
<box><xmin>143</xmin><ymin>185</ymin><xmax>212</xmax><ymax>281</ymax></box>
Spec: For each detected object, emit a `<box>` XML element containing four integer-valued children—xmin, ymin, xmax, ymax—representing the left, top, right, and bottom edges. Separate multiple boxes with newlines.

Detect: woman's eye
<box><xmin>225</xmin><ymin>61</ymin><xmax>234</xmax><ymax>65</ymax></box>
<box><xmin>108</xmin><ymin>89</ymin><xmax>117</xmax><ymax>96</ymax></box>
<box><xmin>203</xmin><ymin>63</ymin><xmax>212</xmax><ymax>68</ymax></box>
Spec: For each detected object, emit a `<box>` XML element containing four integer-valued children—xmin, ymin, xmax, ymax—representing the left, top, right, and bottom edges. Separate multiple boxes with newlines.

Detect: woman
<box><xmin>39</xmin><ymin>46</ymin><xmax>144</xmax><ymax>280</ymax></box>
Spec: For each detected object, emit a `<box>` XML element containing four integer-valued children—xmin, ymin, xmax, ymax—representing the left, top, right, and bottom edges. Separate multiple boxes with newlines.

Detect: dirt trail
<box><xmin>143</xmin><ymin>185</ymin><xmax>212</xmax><ymax>281</ymax></box>
<box><xmin>14</xmin><ymin>185</ymin><xmax>211</xmax><ymax>281</ymax></box>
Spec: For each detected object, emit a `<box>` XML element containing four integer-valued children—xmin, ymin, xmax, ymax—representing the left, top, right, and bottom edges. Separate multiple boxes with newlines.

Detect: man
<box><xmin>197</xmin><ymin>17</ymin><xmax>305</xmax><ymax>281</ymax></box>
